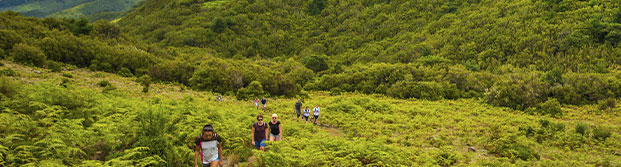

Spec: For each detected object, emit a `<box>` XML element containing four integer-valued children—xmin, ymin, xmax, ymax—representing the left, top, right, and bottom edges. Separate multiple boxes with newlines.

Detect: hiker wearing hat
<box><xmin>194</xmin><ymin>124</ymin><xmax>223</xmax><ymax>167</ymax></box>
<box><xmin>251</xmin><ymin>115</ymin><xmax>268</xmax><ymax>151</ymax></box>
<box><xmin>268</xmin><ymin>114</ymin><xmax>282</xmax><ymax>141</ymax></box>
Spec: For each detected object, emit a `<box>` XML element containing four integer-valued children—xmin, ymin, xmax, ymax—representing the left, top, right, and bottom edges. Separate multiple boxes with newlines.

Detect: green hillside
<box><xmin>0</xmin><ymin>60</ymin><xmax>618</xmax><ymax>166</ymax></box>
<box><xmin>0</xmin><ymin>0</ymin><xmax>141</xmax><ymax>20</ymax></box>
<box><xmin>0</xmin><ymin>0</ymin><xmax>620</xmax><ymax>166</ymax></box>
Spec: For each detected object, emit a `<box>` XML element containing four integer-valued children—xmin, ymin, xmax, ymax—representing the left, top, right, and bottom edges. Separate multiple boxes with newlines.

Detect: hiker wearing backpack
<box><xmin>294</xmin><ymin>99</ymin><xmax>302</xmax><ymax>120</ymax></box>
<box><xmin>313</xmin><ymin>104</ymin><xmax>320</xmax><ymax>125</ymax></box>
<box><xmin>251</xmin><ymin>115</ymin><xmax>268</xmax><ymax>151</ymax></box>
<box><xmin>194</xmin><ymin>124</ymin><xmax>223</xmax><ymax>167</ymax></box>
<box><xmin>268</xmin><ymin>114</ymin><xmax>282</xmax><ymax>141</ymax></box>
<box><xmin>303</xmin><ymin>106</ymin><xmax>311</xmax><ymax>123</ymax></box>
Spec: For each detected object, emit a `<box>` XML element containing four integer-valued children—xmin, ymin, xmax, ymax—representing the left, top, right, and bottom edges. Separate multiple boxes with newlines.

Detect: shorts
<box><xmin>254</xmin><ymin>139</ymin><xmax>266</xmax><ymax>149</ymax></box>
<box><xmin>296</xmin><ymin>110</ymin><xmax>301</xmax><ymax>116</ymax></box>
<box><xmin>313</xmin><ymin>115</ymin><xmax>319</xmax><ymax>120</ymax></box>
<box><xmin>303</xmin><ymin>115</ymin><xmax>309</xmax><ymax>121</ymax></box>
<box><xmin>270</xmin><ymin>133</ymin><xmax>281</xmax><ymax>139</ymax></box>
<box><xmin>202</xmin><ymin>156</ymin><xmax>220</xmax><ymax>167</ymax></box>
<box><xmin>255</xmin><ymin>102</ymin><xmax>259</xmax><ymax>106</ymax></box>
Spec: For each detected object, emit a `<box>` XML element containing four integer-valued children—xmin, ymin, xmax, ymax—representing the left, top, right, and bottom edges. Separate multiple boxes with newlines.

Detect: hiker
<box><xmin>254</xmin><ymin>98</ymin><xmax>260</xmax><ymax>109</ymax></box>
<box><xmin>313</xmin><ymin>104</ymin><xmax>320</xmax><ymax>124</ymax></box>
<box><xmin>261</xmin><ymin>97</ymin><xmax>267</xmax><ymax>110</ymax></box>
<box><xmin>268</xmin><ymin>114</ymin><xmax>282</xmax><ymax>141</ymax></box>
<box><xmin>303</xmin><ymin>106</ymin><xmax>311</xmax><ymax>123</ymax></box>
<box><xmin>294</xmin><ymin>99</ymin><xmax>302</xmax><ymax>119</ymax></box>
<box><xmin>194</xmin><ymin>124</ymin><xmax>223</xmax><ymax>167</ymax></box>
<box><xmin>216</xmin><ymin>95</ymin><xmax>222</xmax><ymax>102</ymax></box>
<box><xmin>251</xmin><ymin>115</ymin><xmax>268</xmax><ymax>151</ymax></box>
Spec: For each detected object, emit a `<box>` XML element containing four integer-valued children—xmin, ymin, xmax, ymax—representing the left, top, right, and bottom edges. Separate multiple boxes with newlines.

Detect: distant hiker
<box><xmin>194</xmin><ymin>124</ymin><xmax>223</xmax><ymax>167</ymax></box>
<box><xmin>268</xmin><ymin>114</ymin><xmax>282</xmax><ymax>141</ymax></box>
<box><xmin>303</xmin><ymin>106</ymin><xmax>311</xmax><ymax>123</ymax></box>
<box><xmin>294</xmin><ymin>99</ymin><xmax>302</xmax><ymax>119</ymax></box>
<box><xmin>254</xmin><ymin>98</ymin><xmax>260</xmax><ymax>109</ymax></box>
<box><xmin>313</xmin><ymin>105</ymin><xmax>320</xmax><ymax>125</ymax></box>
<box><xmin>251</xmin><ymin>115</ymin><xmax>268</xmax><ymax>151</ymax></box>
<box><xmin>261</xmin><ymin>97</ymin><xmax>267</xmax><ymax>110</ymax></box>
<box><xmin>216</xmin><ymin>95</ymin><xmax>222</xmax><ymax>102</ymax></box>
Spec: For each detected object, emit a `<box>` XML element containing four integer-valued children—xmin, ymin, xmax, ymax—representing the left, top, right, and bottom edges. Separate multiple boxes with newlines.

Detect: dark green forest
<box><xmin>1</xmin><ymin>0</ymin><xmax>621</xmax><ymax>166</ymax></box>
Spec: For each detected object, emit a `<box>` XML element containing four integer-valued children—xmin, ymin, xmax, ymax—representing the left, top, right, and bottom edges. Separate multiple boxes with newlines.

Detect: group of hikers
<box><xmin>194</xmin><ymin>98</ymin><xmax>321</xmax><ymax>167</ymax></box>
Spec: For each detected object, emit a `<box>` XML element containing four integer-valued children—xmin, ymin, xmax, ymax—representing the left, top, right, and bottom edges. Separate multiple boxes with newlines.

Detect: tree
<box><xmin>10</xmin><ymin>43</ymin><xmax>46</xmax><ymax>67</ymax></box>
<box><xmin>301</xmin><ymin>55</ymin><xmax>329</xmax><ymax>73</ymax></box>
<box><xmin>307</xmin><ymin>0</ymin><xmax>327</xmax><ymax>15</ymax></box>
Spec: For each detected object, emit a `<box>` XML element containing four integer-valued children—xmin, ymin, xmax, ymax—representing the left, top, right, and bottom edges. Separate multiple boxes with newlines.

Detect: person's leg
<box><xmin>209</xmin><ymin>161</ymin><xmax>219</xmax><ymax>167</ymax></box>
<box><xmin>269</xmin><ymin>134</ymin><xmax>275</xmax><ymax>141</ymax></box>
<box><xmin>254</xmin><ymin>140</ymin><xmax>261</xmax><ymax>150</ymax></box>
<box><xmin>275</xmin><ymin>134</ymin><xmax>281</xmax><ymax>141</ymax></box>
<box><xmin>259</xmin><ymin>139</ymin><xmax>266</xmax><ymax>151</ymax></box>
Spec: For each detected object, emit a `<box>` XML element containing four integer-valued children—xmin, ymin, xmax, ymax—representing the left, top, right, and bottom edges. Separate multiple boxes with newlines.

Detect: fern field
<box><xmin>0</xmin><ymin>61</ymin><xmax>618</xmax><ymax>166</ymax></box>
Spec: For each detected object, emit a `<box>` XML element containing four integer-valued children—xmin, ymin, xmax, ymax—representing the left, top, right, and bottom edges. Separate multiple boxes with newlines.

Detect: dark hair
<box><xmin>257</xmin><ymin>115</ymin><xmax>263</xmax><ymax>120</ymax></box>
<box><xmin>203</xmin><ymin>124</ymin><xmax>214</xmax><ymax>132</ymax></box>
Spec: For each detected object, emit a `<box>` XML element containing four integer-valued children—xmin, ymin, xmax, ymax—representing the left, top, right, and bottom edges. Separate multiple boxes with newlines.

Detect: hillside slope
<box><xmin>0</xmin><ymin>60</ymin><xmax>619</xmax><ymax>166</ymax></box>
<box><xmin>0</xmin><ymin>0</ymin><xmax>141</xmax><ymax>20</ymax></box>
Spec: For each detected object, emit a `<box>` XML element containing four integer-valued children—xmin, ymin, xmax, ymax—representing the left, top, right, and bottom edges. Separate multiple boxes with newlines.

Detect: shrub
<box><xmin>0</xmin><ymin>68</ymin><xmax>17</xmax><ymax>77</ymax></box>
<box><xmin>10</xmin><ymin>43</ymin><xmax>46</xmax><ymax>67</ymax></box>
<box><xmin>136</xmin><ymin>75</ymin><xmax>152</xmax><ymax>93</ymax></box>
<box><xmin>485</xmin><ymin>73</ymin><xmax>547</xmax><ymax>110</ymax></box>
<box><xmin>592</xmin><ymin>127</ymin><xmax>611</xmax><ymax>141</ymax></box>
<box><xmin>598</xmin><ymin>98</ymin><xmax>616</xmax><ymax>112</ymax></box>
<box><xmin>0</xmin><ymin>48</ymin><xmax>5</xmax><ymax>59</ymax></box>
<box><xmin>330</xmin><ymin>87</ymin><xmax>342</xmax><ymax>96</ymax></box>
<box><xmin>236</xmin><ymin>81</ymin><xmax>264</xmax><ymax>100</ymax></box>
<box><xmin>62</xmin><ymin>73</ymin><xmax>73</xmax><ymax>78</ymax></box>
<box><xmin>575</xmin><ymin>122</ymin><xmax>589</xmax><ymax>136</ymax></box>
<box><xmin>46</xmin><ymin>61</ymin><xmax>63</xmax><ymax>72</ymax></box>
<box><xmin>118</xmin><ymin>67</ymin><xmax>134</xmax><ymax>77</ymax></box>
<box><xmin>301</xmin><ymin>55</ymin><xmax>329</xmax><ymax>73</ymax></box>
<box><xmin>97</xmin><ymin>80</ymin><xmax>110</xmax><ymax>87</ymax></box>
<box><xmin>0</xmin><ymin>76</ymin><xmax>19</xmax><ymax>98</ymax></box>
<box><xmin>526</xmin><ymin>98</ymin><xmax>563</xmax><ymax>118</ymax></box>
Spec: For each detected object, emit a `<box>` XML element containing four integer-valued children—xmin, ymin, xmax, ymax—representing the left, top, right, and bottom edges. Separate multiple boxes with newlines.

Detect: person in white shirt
<box><xmin>312</xmin><ymin>105</ymin><xmax>320</xmax><ymax>124</ymax></box>
<box><xmin>303</xmin><ymin>106</ymin><xmax>311</xmax><ymax>123</ymax></box>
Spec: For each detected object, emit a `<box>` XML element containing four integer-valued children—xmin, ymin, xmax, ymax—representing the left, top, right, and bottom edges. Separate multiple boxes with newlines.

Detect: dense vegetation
<box><xmin>0</xmin><ymin>61</ymin><xmax>618</xmax><ymax>166</ymax></box>
<box><xmin>0</xmin><ymin>0</ymin><xmax>141</xmax><ymax>21</ymax></box>
<box><xmin>0</xmin><ymin>0</ymin><xmax>620</xmax><ymax>165</ymax></box>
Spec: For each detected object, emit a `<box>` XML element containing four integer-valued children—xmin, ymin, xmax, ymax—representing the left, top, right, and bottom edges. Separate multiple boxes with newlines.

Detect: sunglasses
<box><xmin>258</xmin><ymin>119</ymin><xmax>263</xmax><ymax>121</ymax></box>
<box><xmin>272</xmin><ymin>117</ymin><xmax>277</xmax><ymax>119</ymax></box>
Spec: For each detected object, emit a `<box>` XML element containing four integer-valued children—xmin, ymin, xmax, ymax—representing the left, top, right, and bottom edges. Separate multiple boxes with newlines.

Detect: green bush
<box><xmin>62</xmin><ymin>73</ymin><xmax>73</xmax><ymax>78</ymax></box>
<box><xmin>118</xmin><ymin>67</ymin><xmax>134</xmax><ymax>77</ymax></box>
<box><xmin>0</xmin><ymin>76</ymin><xmax>19</xmax><ymax>98</ymax></box>
<box><xmin>98</xmin><ymin>80</ymin><xmax>110</xmax><ymax>87</ymax></box>
<box><xmin>0</xmin><ymin>68</ymin><xmax>17</xmax><ymax>77</ymax></box>
<box><xmin>236</xmin><ymin>81</ymin><xmax>264</xmax><ymax>100</ymax></box>
<box><xmin>592</xmin><ymin>127</ymin><xmax>611</xmax><ymax>141</ymax></box>
<box><xmin>575</xmin><ymin>122</ymin><xmax>589</xmax><ymax>136</ymax></box>
<box><xmin>598</xmin><ymin>98</ymin><xmax>616</xmax><ymax>112</ymax></box>
<box><xmin>0</xmin><ymin>48</ymin><xmax>5</xmax><ymax>58</ymax></box>
<box><xmin>136</xmin><ymin>75</ymin><xmax>152</xmax><ymax>93</ymax></box>
<box><xmin>485</xmin><ymin>73</ymin><xmax>546</xmax><ymax>110</ymax></box>
<box><xmin>489</xmin><ymin>135</ymin><xmax>540</xmax><ymax>161</ymax></box>
<box><xmin>46</xmin><ymin>61</ymin><xmax>63</xmax><ymax>72</ymax></box>
<box><xmin>301</xmin><ymin>55</ymin><xmax>329</xmax><ymax>73</ymax></box>
<box><xmin>526</xmin><ymin>98</ymin><xmax>563</xmax><ymax>118</ymax></box>
<box><xmin>10</xmin><ymin>43</ymin><xmax>46</xmax><ymax>67</ymax></box>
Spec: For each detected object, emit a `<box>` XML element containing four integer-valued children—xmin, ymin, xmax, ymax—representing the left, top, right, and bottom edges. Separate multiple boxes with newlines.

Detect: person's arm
<box><xmin>217</xmin><ymin>143</ymin><xmax>223</xmax><ymax>166</ymax></box>
<box><xmin>265</xmin><ymin>127</ymin><xmax>269</xmax><ymax>141</ymax></box>
<box><xmin>194</xmin><ymin>146</ymin><xmax>200</xmax><ymax>167</ymax></box>
<box><xmin>251</xmin><ymin>126</ymin><xmax>255</xmax><ymax>146</ymax></box>
<box><xmin>279</xmin><ymin>123</ymin><xmax>283</xmax><ymax>140</ymax></box>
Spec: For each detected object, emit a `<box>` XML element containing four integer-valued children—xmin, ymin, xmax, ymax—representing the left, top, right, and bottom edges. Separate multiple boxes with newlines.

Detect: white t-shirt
<box><xmin>313</xmin><ymin>107</ymin><xmax>320</xmax><ymax>116</ymax></box>
<box><xmin>303</xmin><ymin>108</ymin><xmax>310</xmax><ymax>116</ymax></box>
